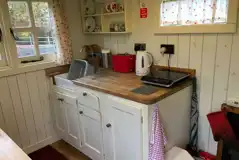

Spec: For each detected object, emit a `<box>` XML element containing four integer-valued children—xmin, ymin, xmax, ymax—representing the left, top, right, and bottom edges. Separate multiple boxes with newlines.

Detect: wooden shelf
<box><xmin>84</xmin><ymin>12</ymin><xmax>124</xmax><ymax>17</ymax></box>
<box><xmin>81</xmin><ymin>0</ymin><xmax>132</xmax><ymax>35</ymax></box>
<box><xmin>84</xmin><ymin>32</ymin><xmax>131</xmax><ymax>35</ymax></box>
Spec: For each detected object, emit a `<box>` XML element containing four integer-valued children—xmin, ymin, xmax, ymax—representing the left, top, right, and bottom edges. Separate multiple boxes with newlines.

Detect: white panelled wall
<box><xmin>0</xmin><ymin>70</ymin><xmax>58</xmax><ymax>154</ymax></box>
<box><xmin>85</xmin><ymin>0</ymin><xmax>239</xmax><ymax>154</ymax></box>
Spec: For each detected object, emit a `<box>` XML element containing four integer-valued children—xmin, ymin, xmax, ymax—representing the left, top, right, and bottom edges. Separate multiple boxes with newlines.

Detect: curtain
<box><xmin>160</xmin><ymin>0</ymin><xmax>229</xmax><ymax>26</ymax></box>
<box><xmin>52</xmin><ymin>0</ymin><xmax>73</xmax><ymax>65</ymax></box>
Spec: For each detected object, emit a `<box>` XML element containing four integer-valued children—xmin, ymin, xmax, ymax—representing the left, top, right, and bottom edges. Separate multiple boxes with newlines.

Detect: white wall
<box><xmin>0</xmin><ymin>70</ymin><xmax>58</xmax><ymax>154</ymax></box>
<box><xmin>85</xmin><ymin>0</ymin><xmax>239</xmax><ymax>154</ymax></box>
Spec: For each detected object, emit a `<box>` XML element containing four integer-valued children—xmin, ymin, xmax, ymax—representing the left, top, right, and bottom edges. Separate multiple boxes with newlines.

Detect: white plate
<box><xmin>110</xmin><ymin>2</ymin><xmax>117</xmax><ymax>12</ymax></box>
<box><xmin>84</xmin><ymin>0</ymin><xmax>95</xmax><ymax>15</ymax></box>
<box><xmin>85</xmin><ymin>17</ymin><xmax>96</xmax><ymax>32</ymax></box>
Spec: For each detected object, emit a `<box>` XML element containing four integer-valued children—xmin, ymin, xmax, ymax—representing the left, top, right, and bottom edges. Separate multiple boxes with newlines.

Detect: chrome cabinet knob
<box><xmin>106</xmin><ymin>123</ymin><xmax>112</xmax><ymax>128</ymax></box>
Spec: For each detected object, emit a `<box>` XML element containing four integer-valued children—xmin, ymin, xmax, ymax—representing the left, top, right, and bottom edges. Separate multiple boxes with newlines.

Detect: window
<box><xmin>7</xmin><ymin>0</ymin><xmax>57</xmax><ymax>59</ymax></box>
<box><xmin>157</xmin><ymin>0</ymin><xmax>238</xmax><ymax>34</ymax></box>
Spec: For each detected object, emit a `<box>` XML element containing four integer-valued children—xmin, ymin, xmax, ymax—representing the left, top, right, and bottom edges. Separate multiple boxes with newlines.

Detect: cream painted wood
<box><xmin>17</xmin><ymin>73</ymin><xmax>38</xmax><ymax>146</ymax></box>
<box><xmin>228</xmin><ymin>32</ymin><xmax>239</xmax><ymax>99</ymax></box>
<box><xmin>149</xmin><ymin>87</ymin><xmax>192</xmax><ymax>152</ymax></box>
<box><xmin>189</xmin><ymin>34</ymin><xmax>203</xmax><ymax>94</ymax></box>
<box><xmin>104</xmin><ymin>98</ymin><xmax>142</xmax><ymax>160</ymax></box>
<box><xmin>147</xmin><ymin>35</ymin><xmax>167</xmax><ymax>66</ymax></box>
<box><xmin>7</xmin><ymin>76</ymin><xmax>30</xmax><ymax>148</ymax></box>
<box><xmin>62</xmin><ymin>94</ymin><xmax>81</xmax><ymax>149</ymax></box>
<box><xmin>155</xmin><ymin>24</ymin><xmax>237</xmax><ymax>34</ymax></box>
<box><xmin>211</xmin><ymin>34</ymin><xmax>233</xmax><ymax>112</ymax></box>
<box><xmin>53</xmin><ymin>92</ymin><xmax>67</xmax><ymax>140</ymax></box>
<box><xmin>78</xmin><ymin>90</ymin><xmax>100</xmax><ymax>111</ymax></box>
<box><xmin>198</xmin><ymin>34</ymin><xmax>217</xmax><ymax>152</ymax></box>
<box><xmin>0</xmin><ymin>77</ymin><xmax>21</xmax><ymax>147</ymax></box>
<box><xmin>0</xmin><ymin>129</ymin><xmax>31</xmax><ymax>160</ymax></box>
<box><xmin>0</xmin><ymin>70</ymin><xmax>58</xmax><ymax>154</ymax></box>
<box><xmin>26</xmin><ymin>72</ymin><xmax>47</xmax><ymax>142</ymax></box>
<box><xmin>178</xmin><ymin>35</ymin><xmax>190</xmax><ymax>68</ymax></box>
<box><xmin>0</xmin><ymin>100</ymin><xmax>6</xmax><ymax>132</ymax></box>
<box><xmin>36</xmin><ymin>71</ymin><xmax>52</xmax><ymax>138</ymax></box>
<box><xmin>167</xmin><ymin>35</ymin><xmax>179</xmax><ymax>67</ymax></box>
<box><xmin>208</xmin><ymin>34</ymin><xmax>233</xmax><ymax>154</ymax></box>
<box><xmin>78</xmin><ymin>104</ymin><xmax>104</xmax><ymax>160</ymax></box>
<box><xmin>71</xmin><ymin>84</ymin><xmax>191</xmax><ymax>160</ymax></box>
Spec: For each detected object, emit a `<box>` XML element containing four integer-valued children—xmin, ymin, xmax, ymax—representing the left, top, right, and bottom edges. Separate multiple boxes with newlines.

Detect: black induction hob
<box><xmin>141</xmin><ymin>70</ymin><xmax>190</xmax><ymax>88</ymax></box>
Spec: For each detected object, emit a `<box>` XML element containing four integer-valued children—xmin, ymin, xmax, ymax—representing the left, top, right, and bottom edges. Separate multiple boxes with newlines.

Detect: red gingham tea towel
<box><xmin>149</xmin><ymin>105</ymin><xmax>167</xmax><ymax>160</ymax></box>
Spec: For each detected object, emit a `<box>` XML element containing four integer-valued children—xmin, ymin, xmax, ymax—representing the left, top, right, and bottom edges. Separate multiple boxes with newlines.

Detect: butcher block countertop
<box><xmin>73</xmin><ymin>67</ymin><xmax>194</xmax><ymax>105</ymax></box>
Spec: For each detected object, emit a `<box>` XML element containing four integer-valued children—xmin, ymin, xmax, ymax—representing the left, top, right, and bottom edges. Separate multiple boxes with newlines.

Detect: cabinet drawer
<box><xmin>56</xmin><ymin>92</ymin><xmax>77</xmax><ymax>106</ymax></box>
<box><xmin>78</xmin><ymin>105</ymin><xmax>101</xmax><ymax>121</ymax></box>
<box><xmin>78</xmin><ymin>91</ymin><xmax>100</xmax><ymax>111</ymax></box>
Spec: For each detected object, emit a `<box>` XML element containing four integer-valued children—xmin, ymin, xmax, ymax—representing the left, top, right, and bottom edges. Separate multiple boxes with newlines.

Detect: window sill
<box><xmin>0</xmin><ymin>60</ymin><xmax>58</xmax><ymax>78</ymax></box>
<box><xmin>154</xmin><ymin>23</ymin><xmax>237</xmax><ymax>34</ymax></box>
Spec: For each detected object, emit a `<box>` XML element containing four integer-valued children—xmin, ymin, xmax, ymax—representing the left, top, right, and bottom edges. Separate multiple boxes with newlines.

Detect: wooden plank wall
<box><xmin>85</xmin><ymin>0</ymin><xmax>239</xmax><ymax>153</ymax></box>
<box><xmin>0</xmin><ymin>70</ymin><xmax>57</xmax><ymax>154</ymax></box>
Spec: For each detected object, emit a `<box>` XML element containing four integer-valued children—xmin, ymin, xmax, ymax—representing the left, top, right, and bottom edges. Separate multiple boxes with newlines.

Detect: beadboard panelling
<box><xmin>198</xmin><ymin>34</ymin><xmax>217</xmax><ymax>152</ymax></box>
<box><xmin>17</xmin><ymin>74</ymin><xmax>38</xmax><ymax>146</ymax></box>
<box><xmin>0</xmin><ymin>70</ymin><xmax>57</xmax><ymax>154</ymax></box>
<box><xmin>178</xmin><ymin>35</ymin><xmax>191</xmax><ymax>68</ymax></box>
<box><xmin>0</xmin><ymin>77</ymin><xmax>21</xmax><ymax>147</ymax></box>
<box><xmin>26</xmin><ymin>72</ymin><xmax>47</xmax><ymax>142</ymax></box>
<box><xmin>227</xmin><ymin>32</ymin><xmax>239</xmax><ymax>99</ymax></box>
<box><xmin>167</xmin><ymin>35</ymin><xmax>179</xmax><ymax>67</ymax></box>
<box><xmin>7</xmin><ymin>76</ymin><xmax>30</xmax><ymax>148</ymax></box>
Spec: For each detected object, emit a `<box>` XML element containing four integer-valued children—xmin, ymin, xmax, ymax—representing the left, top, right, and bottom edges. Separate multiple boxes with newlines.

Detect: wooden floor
<box><xmin>51</xmin><ymin>140</ymin><xmax>90</xmax><ymax>160</ymax></box>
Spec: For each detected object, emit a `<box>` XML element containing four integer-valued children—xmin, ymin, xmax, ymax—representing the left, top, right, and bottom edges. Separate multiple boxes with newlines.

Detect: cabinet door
<box><xmin>63</xmin><ymin>94</ymin><xmax>81</xmax><ymax>149</ymax></box>
<box><xmin>79</xmin><ymin>105</ymin><xmax>103</xmax><ymax>160</ymax></box>
<box><xmin>104</xmin><ymin>103</ymin><xmax>142</xmax><ymax>160</ymax></box>
<box><xmin>52</xmin><ymin>92</ymin><xmax>67</xmax><ymax>140</ymax></box>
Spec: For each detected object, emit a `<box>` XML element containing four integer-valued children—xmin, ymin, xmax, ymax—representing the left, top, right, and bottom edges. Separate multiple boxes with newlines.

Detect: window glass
<box><xmin>32</xmin><ymin>2</ymin><xmax>50</xmax><ymax>28</ymax></box>
<box><xmin>8</xmin><ymin>1</ymin><xmax>57</xmax><ymax>58</ymax></box>
<box><xmin>37</xmin><ymin>29</ymin><xmax>56</xmax><ymax>55</ymax></box>
<box><xmin>32</xmin><ymin>2</ymin><xmax>56</xmax><ymax>55</ymax></box>
<box><xmin>16</xmin><ymin>32</ymin><xmax>35</xmax><ymax>58</ymax></box>
<box><xmin>8</xmin><ymin>1</ymin><xmax>31</xmax><ymax>28</ymax></box>
<box><xmin>160</xmin><ymin>0</ymin><xmax>229</xmax><ymax>26</ymax></box>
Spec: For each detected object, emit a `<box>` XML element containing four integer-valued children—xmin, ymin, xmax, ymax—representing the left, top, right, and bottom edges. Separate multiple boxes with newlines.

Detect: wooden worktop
<box><xmin>73</xmin><ymin>68</ymin><xmax>194</xmax><ymax>105</ymax></box>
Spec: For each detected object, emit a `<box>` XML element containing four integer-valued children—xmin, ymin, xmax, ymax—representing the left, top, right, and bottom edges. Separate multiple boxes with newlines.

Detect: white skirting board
<box><xmin>23</xmin><ymin>136</ymin><xmax>60</xmax><ymax>154</ymax></box>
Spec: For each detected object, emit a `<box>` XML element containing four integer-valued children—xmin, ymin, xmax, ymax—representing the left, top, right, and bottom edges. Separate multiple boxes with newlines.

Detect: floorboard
<box><xmin>51</xmin><ymin>140</ymin><xmax>90</xmax><ymax>160</ymax></box>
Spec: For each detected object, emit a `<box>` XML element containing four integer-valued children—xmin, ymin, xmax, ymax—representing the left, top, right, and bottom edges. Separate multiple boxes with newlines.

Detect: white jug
<box><xmin>136</xmin><ymin>51</ymin><xmax>153</xmax><ymax>76</ymax></box>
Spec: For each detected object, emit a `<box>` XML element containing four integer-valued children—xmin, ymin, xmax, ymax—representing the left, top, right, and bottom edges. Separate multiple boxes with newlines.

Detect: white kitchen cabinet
<box><xmin>53</xmin><ymin>83</ymin><xmax>192</xmax><ymax>160</ymax></box>
<box><xmin>64</xmin><ymin>94</ymin><xmax>81</xmax><ymax>149</ymax></box>
<box><xmin>78</xmin><ymin>105</ymin><xmax>104</xmax><ymax>160</ymax></box>
<box><xmin>53</xmin><ymin>91</ymin><xmax>81</xmax><ymax>149</ymax></box>
<box><xmin>53</xmin><ymin>92</ymin><xmax>67</xmax><ymax>141</ymax></box>
<box><xmin>103</xmin><ymin>98</ymin><xmax>142</xmax><ymax>160</ymax></box>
